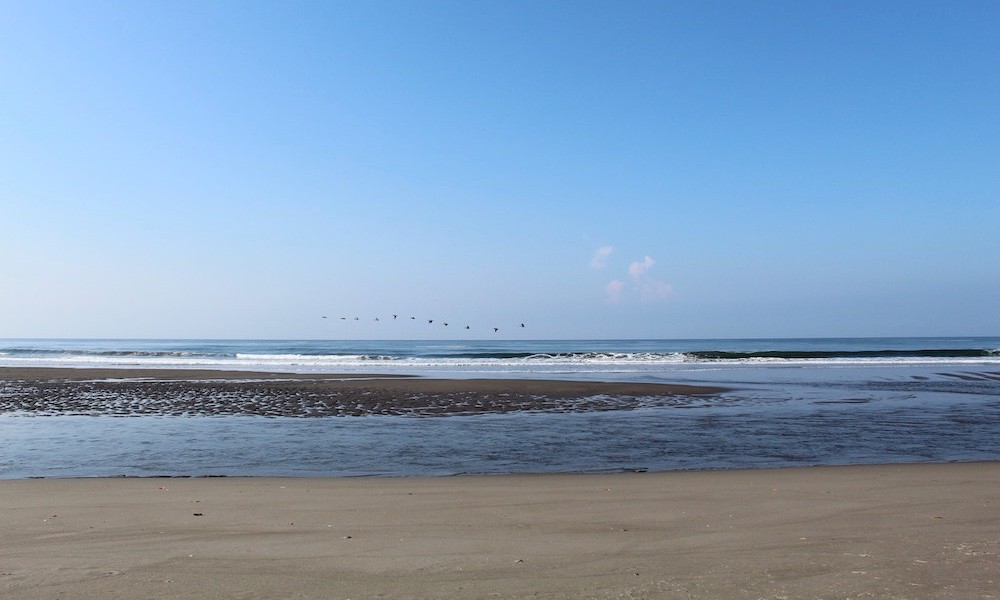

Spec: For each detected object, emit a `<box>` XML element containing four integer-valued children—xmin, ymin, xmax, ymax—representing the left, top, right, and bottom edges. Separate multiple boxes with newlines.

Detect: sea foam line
<box><xmin>2</xmin><ymin>353</ymin><xmax>1000</xmax><ymax>373</ymax></box>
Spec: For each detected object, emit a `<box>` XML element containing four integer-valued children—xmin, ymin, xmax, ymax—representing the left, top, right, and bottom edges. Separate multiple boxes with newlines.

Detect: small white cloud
<box><xmin>597</xmin><ymin>252</ymin><xmax>675</xmax><ymax>304</ymax></box>
<box><xmin>640</xmin><ymin>279</ymin><xmax>674</xmax><ymax>303</ymax></box>
<box><xmin>590</xmin><ymin>246</ymin><xmax>614</xmax><ymax>270</ymax></box>
<box><xmin>629</xmin><ymin>255</ymin><xmax>654</xmax><ymax>279</ymax></box>
<box><xmin>604</xmin><ymin>279</ymin><xmax>625</xmax><ymax>303</ymax></box>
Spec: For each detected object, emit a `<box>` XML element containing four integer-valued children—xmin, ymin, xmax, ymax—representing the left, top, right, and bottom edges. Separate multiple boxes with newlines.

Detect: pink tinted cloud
<box><xmin>640</xmin><ymin>279</ymin><xmax>674</xmax><ymax>302</ymax></box>
<box><xmin>590</xmin><ymin>246</ymin><xmax>614</xmax><ymax>269</ymax></box>
<box><xmin>604</xmin><ymin>279</ymin><xmax>625</xmax><ymax>303</ymax></box>
<box><xmin>628</xmin><ymin>255</ymin><xmax>654</xmax><ymax>279</ymax></box>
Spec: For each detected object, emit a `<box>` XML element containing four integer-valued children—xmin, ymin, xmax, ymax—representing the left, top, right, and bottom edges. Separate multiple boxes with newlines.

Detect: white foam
<box><xmin>1</xmin><ymin>351</ymin><xmax>998</xmax><ymax>376</ymax></box>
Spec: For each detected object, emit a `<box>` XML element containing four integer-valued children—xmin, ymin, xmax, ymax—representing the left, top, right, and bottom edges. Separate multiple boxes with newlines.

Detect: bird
<box><xmin>328</xmin><ymin>309</ymin><xmax>524</xmax><ymax>335</ymax></box>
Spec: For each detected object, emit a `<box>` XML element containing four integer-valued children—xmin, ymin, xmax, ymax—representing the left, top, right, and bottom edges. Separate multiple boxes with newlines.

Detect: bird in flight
<box><xmin>329</xmin><ymin>311</ymin><xmax>527</xmax><ymax>335</ymax></box>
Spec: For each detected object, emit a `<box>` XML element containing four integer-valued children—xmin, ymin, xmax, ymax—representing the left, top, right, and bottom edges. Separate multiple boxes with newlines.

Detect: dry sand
<box><xmin>2</xmin><ymin>462</ymin><xmax>997</xmax><ymax>599</ymax></box>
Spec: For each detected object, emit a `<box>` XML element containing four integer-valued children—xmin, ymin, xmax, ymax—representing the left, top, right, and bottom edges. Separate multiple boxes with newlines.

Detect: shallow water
<box><xmin>2</xmin><ymin>337</ymin><xmax>998</xmax><ymax>478</ymax></box>
<box><xmin>2</xmin><ymin>365</ymin><xmax>996</xmax><ymax>478</ymax></box>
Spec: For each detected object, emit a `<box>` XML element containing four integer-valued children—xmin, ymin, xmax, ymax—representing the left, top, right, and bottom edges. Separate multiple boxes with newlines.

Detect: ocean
<box><xmin>2</xmin><ymin>337</ymin><xmax>998</xmax><ymax>478</ymax></box>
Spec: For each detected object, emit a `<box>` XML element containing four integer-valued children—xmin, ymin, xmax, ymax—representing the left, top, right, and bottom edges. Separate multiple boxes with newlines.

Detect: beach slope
<box><xmin>2</xmin><ymin>462</ymin><xmax>997</xmax><ymax>598</ymax></box>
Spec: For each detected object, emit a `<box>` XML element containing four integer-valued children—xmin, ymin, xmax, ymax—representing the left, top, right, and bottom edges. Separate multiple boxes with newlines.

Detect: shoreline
<box><xmin>0</xmin><ymin>366</ymin><xmax>727</xmax><ymax>417</ymax></box>
<box><xmin>0</xmin><ymin>366</ymin><xmax>412</xmax><ymax>380</ymax></box>
<box><xmin>5</xmin><ymin>458</ymin><xmax>994</xmax><ymax>481</ymax></box>
<box><xmin>3</xmin><ymin>462</ymin><xmax>997</xmax><ymax>599</ymax></box>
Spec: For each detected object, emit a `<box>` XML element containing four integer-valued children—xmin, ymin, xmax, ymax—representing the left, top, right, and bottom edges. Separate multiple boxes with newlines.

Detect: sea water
<box><xmin>1</xmin><ymin>337</ymin><xmax>998</xmax><ymax>478</ymax></box>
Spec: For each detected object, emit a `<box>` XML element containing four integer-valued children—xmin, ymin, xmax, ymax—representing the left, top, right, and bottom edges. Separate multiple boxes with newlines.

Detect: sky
<box><xmin>1</xmin><ymin>0</ymin><xmax>998</xmax><ymax>340</ymax></box>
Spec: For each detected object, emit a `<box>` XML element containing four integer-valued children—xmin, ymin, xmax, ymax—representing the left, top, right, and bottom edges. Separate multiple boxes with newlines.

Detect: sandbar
<box><xmin>0</xmin><ymin>367</ymin><xmax>726</xmax><ymax>416</ymax></box>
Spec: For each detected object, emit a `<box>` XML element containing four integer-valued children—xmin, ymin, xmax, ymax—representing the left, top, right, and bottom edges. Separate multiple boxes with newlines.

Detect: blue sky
<box><xmin>2</xmin><ymin>0</ymin><xmax>997</xmax><ymax>339</ymax></box>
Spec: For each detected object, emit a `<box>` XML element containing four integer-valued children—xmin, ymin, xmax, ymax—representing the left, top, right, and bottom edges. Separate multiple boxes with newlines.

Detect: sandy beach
<box><xmin>2</xmin><ymin>462</ymin><xmax>997</xmax><ymax>599</ymax></box>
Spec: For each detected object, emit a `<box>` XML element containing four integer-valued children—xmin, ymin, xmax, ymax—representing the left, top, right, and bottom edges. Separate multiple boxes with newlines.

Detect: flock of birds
<box><xmin>321</xmin><ymin>314</ymin><xmax>525</xmax><ymax>333</ymax></box>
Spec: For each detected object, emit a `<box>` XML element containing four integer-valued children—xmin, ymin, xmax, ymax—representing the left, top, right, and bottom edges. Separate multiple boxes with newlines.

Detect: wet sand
<box><xmin>2</xmin><ymin>463</ymin><xmax>997</xmax><ymax>599</ymax></box>
<box><xmin>0</xmin><ymin>367</ymin><xmax>726</xmax><ymax>416</ymax></box>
